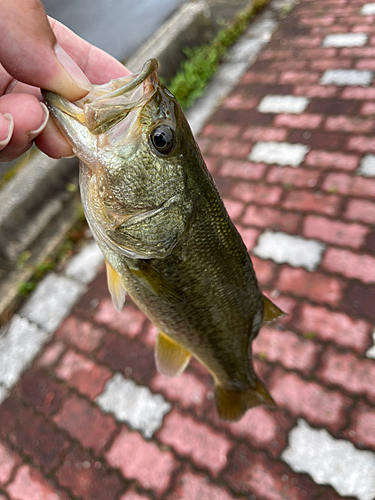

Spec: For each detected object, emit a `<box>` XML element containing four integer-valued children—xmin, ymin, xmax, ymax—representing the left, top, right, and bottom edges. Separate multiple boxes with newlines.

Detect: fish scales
<box><xmin>43</xmin><ymin>59</ymin><xmax>283</xmax><ymax>421</ymax></box>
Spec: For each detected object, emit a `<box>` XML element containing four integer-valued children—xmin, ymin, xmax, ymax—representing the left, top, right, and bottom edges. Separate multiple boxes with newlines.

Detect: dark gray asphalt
<box><xmin>42</xmin><ymin>0</ymin><xmax>186</xmax><ymax>61</ymax></box>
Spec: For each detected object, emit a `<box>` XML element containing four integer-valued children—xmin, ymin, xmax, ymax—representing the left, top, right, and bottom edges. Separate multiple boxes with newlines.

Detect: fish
<box><xmin>43</xmin><ymin>59</ymin><xmax>283</xmax><ymax>422</ymax></box>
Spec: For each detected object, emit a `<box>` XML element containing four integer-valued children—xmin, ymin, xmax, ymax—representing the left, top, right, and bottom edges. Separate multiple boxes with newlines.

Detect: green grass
<box><xmin>167</xmin><ymin>0</ymin><xmax>270</xmax><ymax>110</ymax></box>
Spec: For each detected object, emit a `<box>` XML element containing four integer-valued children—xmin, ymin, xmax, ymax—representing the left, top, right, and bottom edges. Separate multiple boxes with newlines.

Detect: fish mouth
<box><xmin>42</xmin><ymin>59</ymin><xmax>159</xmax><ymax>146</ymax></box>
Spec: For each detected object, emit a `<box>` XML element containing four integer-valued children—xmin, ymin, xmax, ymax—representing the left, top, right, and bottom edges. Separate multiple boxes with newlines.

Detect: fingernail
<box><xmin>0</xmin><ymin>113</ymin><xmax>14</xmax><ymax>148</ymax></box>
<box><xmin>28</xmin><ymin>103</ymin><xmax>49</xmax><ymax>140</ymax></box>
<box><xmin>55</xmin><ymin>44</ymin><xmax>93</xmax><ymax>93</ymax></box>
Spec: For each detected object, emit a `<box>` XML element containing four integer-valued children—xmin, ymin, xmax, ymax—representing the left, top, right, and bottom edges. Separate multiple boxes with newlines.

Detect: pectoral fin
<box><xmin>215</xmin><ymin>377</ymin><xmax>276</xmax><ymax>422</ymax></box>
<box><xmin>155</xmin><ymin>331</ymin><xmax>191</xmax><ymax>377</ymax></box>
<box><xmin>105</xmin><ymin>260</ymin><xmax>126</xmax><ymax>312</ymax></box>
<box><xmin>262</xmin><ymin>295</ymin><xmax>285</xmax><ymax>324</ymax></box>
<box><xmin>129</xmin><ymin>260</ymin><xmax>184</xmax><ymax>303</ymax></box>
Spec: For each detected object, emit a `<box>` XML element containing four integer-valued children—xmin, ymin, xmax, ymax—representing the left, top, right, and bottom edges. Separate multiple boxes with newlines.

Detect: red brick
<box><xmin>243</xmin><ymin>127</ymin><xmax>288</xmax><ymax>142</ymax></box>
<box><xmin>299</xmin><ymin>46</ymin><xmax>337</xmax><ymax>58</ymax></box>
<box><xmin>305</xmin><ymin>150</ymin><xmax>359</xmax><ymax>171</ymax></box>
<box><xmin>5</xmin><ymin>404</ymin><xmax>69</xmax><ymax>474</ymax></box>
<box><xmin>232</xmin><ymin>182</ymin><xmax>282</xmax><ymax>205</ymax></box>
<box><xmin>97</xmin><ymin>333</ymin><xmax>155</xmax><ymax>385</ymax></box>
<box><xmin>196</xmin><ymin>137</ymin><xmax>212</xmax><ymax>155</ymax></box>
<box><xmin>323</xmin><ymin>248</ymin><xmax>375</xmax><ymax>283</ymax></box>
<box><xmin>269</xmin><ymin>60</ymin><xmax>307</xmax><ymax>71</ymax></box>
<box><xmin>258</xmin><ymin>49</ymin><xmax>294</xmax><ymax>60</ymax></box>
<box><xmin>311</xmin><ymin>59</ymin><xmax>351</xmax><ymax>70</ymax></box>
<box><xmin>210</xmin><ymin>140</ymin><xmax>252</xmax><ymax>158</ymax></box>
<box><xmin>120</xmin><ymin>491</ymin><xmax>151</xmax><ymax>500</ymax></box>
<box><xmin>251</xmin><ymin>256</ymin><xmax>277</xmax><ymax>287</ymax></box>
<box><xmin>203</xmin><ymin>156</ymin><xmax>218</xmax><ymax>174</ymax></box>
<box><xmin>297</xmin><ymin>303</ymin><xmax>371</xmax><ymax>352</ymax></box>
<box><xmin>269</xmin><ymin>368</ymin><xmax>349</xmax><ymax>432</ymax></box>
<box><xmin>53</xmin><ymin>395</ymin><xmax>116</xmax><ymax>454</ymax></box>
<box><xmin>37</xmin><ymin>341</ymin><xmax>65</xmax><ymax>368</ymax></box>
<box><xmin>220</xmin><ymin>160</ymin><xmax>266</xmax><ymax>180</ymax></box>
<box><xmin>360</xmin><ymin>102</ymin><xmax>375</xmax><ymax>115</ymax></box>
<box><xmin>157</xmin><ymin>412</ymin><xmax>232</xmax><ymax>476</ymax></box>
<box><xmin>347</xmin><ymin>135</ymin><xmax>375</xmax><ymax>153</ymax></box>
<box><xmin>235</xmin><ymin>226</ymin><xmax>259</xmax><ymax>250</ymax></box>
<box><xmin>201</xmin><ymin>123</ymin><xmax>242</xmax><ymax>139</ymax></box>
<box><xmin>56</xmin><ymin>316</ymin><xmax>104</xmax><ymax>352</ymax></box>
<box><xmin>222</xmin><ymin>94</ymin><xmax>258</xmax><ymax>110</ymax></box>
<box><xmin>352</xmin><ymin>176</ymin><xmax>375</xmax><ymax>197</ymax></box>
<box><xmin>0</xmin><ymin>441</ymin><xmax>20</xmax><ymax>486</ymax></box>
<box><xmin>242</xmin><ymin>72</ymin><xmax>277</xmax><ymax>84</ymax></box>
<box><xmin>280</xmin><ymin>71</ymin><xmax>319</xmax><ymax>84</ymax></box>
<box><xmin>94</xmin><ymin>300</ymin><xmax>145</xmax><ymax>337</ymax></box>
<box><xmin>293</xmin><ymin>85</ymin><xmax>338</xmax><ymax>98</ymax></box>
<box><xmin>227</xmin><ymin>407</ymin><xmax>292</xmax><ymax>457</ymax></box>
<box><xmin>300</xmin><ymin>16</ymin><xmax>334</xmax><ymax>26</ymax></box>
<box><xmin>274</xmin><ymin>113</ymin><xmax>322</xmax><ymax>129</ymax></box>
<box><xmin>244</xmin><ymin>205</ymin><xmax>300</xmax><ymax>232</ymax></box>
<box><xmin>150</xmin><ymin>371</ymin><xmax>207</xmax><ymax>410</ymax></box>
<box><xmin>325</xmin><ymin>116</ymin><xmax>373</xmax><ymax>133</ymax></box>
<box><xmin>120</xmin><ymin>490</ymin><xmax>151</xmax><ymax>500</ymax></box>
<box><xmin>167</xmin><ymin>470</ymin><xmax>239</xmax><ymax>500</ymax></box>
<box><xmin>224</xmin><ymin>446</ymin><xmax>319</xmax><ymax>500</ymax></box>
<box><xmin>345</xmin><ymin>403</ymin><xmax>375</xmax><ymax>451</ymax></box>
<box><xmin>343</xmin><ymin>283</ymin><xmax>375</xmax><ymax>324</ymax></box>
<box><xmin>323</xmin><ymin>172</ymin><xmax>375</xmax><ymax>197</ymax></box>
<box><xmin>55</xmin><ymin>350</ymin><xmax>112</xmax><ymax>400</ymax></box>
<box><xmin>357</xmin><ymin>59</ymin><xmax>375</xmax><ymax>70</ymax></box>
<box><xmin>278</xmin><ymin>265</ymin><xmax>344</xmax><ymax>307</ymax></box>
<box><xmin>283</xmin><ymin>190</ymin><xmax>340</xmax><ymax>216</ymax></box>
<box><xmin>253</xmin><ymin>327</ymin><xmax>319</xmax><ymax>373</ymax></box>
<box><xmin>8</xmin><ymin>465</ymin><xmax>64</xmax><ymax>500</ymax></box>
<box><xmin>303</xmin><ymin>215</ymin><xmax>369</xmax><ymax>249</ymax></box>
<box><xmin>106</xmin><ymin>428</ymin><xmax>177</xmax><ymax>495</ymax></box>
<box><xmin>16</xmin><ymin>368</ymin><xmax>68</xmax><ymax>417</ymax></box>
<box><xmin>346</xmin><ymin>199</ymin><xmax>375</xmax><ymax>224</ymax></box>
<box><xmin>319</xmin><ymin>348</ymin><xmax>375</xmax><ymax>402</ymax></box>
<box><xmin>267</xmin><ymin>166</ymin><xmax>320</xmax><ymax>188</ymax></box>
<box><xmin>222</xmin><ymin>198</ymin><xmax>244</xmax><ymax>220</ymax></box>
<box><xmin>340</xmin><ymin>47</ymin><xmax>375</xmax><ymax>58</ymax></box>
<box><xmin>56</xmin><ymin>445</ymin><xmax>123</xmax><ymax>500</ymax></box>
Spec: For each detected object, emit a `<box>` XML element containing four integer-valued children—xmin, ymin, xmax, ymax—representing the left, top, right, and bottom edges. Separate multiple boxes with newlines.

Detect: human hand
<box><xmin>0</xmin><ymin>0</ymin><xmax>131</xmax><ymax>162</ymax></box>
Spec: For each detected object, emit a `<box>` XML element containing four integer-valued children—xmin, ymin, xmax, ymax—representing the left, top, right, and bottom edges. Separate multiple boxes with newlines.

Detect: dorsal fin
<box><xmin>105</xmin><ymin>260</ymin><xmax>126</xmax><ymax>312</ymax></box>
<box><xmin>155</xmin><ymin>331</ymin><xmax>191</xmax><ymax>377</ymax></box>
<box><xmin>262</xmin><ymin>295</ymin><xmax>285</xmax><ymax>324</ymax></box>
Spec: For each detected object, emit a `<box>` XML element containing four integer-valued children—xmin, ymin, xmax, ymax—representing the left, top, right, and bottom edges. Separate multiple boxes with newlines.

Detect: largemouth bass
<box><xmin>43</xmin><ymin>59</ymin><xmax>283</xmax><ymax>422</ymax></box>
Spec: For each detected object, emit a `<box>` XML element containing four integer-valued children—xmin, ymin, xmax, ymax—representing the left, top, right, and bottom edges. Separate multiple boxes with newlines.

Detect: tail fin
<box><xmin>215</xmin><ymin>378</ymin><xmax>276</xmax><ymax>422</ymax></box>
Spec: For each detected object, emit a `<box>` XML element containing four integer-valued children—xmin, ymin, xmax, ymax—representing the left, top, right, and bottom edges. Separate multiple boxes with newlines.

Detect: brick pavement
<box><xmin>1</xmin><ymin>0</ymin><xmax>375</xmax><ymax>499</ymax></box>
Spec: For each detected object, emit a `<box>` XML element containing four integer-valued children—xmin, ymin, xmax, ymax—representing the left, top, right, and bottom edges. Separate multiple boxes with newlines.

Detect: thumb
<box><xmin>0</xmin><ymin>0</ymin><xmax>92</xmax><ymax>101</ymax></box>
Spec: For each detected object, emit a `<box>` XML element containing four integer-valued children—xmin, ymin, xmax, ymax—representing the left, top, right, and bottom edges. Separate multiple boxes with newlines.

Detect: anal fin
<box><xmin>155</xmin><ymin>331</ymin><xmax>191</xmax><ymax>377</ymax></box>
<box><xmin>105</xmin><ymin>260</ymin><xmax>126</xmax><ymax>312</ymax></box>
<box><xmin>215</xmin><ymin>377</ymin><xmax>276</xmax><ymax>422</ymax></box>
<box><xmin>263</xmin><ymin>295</ymin><xmax>285</xmax><ymax>324</ymax></box>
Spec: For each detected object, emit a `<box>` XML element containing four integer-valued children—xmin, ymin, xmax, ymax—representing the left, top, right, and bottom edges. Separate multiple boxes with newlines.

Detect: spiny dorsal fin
<box><xmin>215</xmin><ymin>377</ymin><xmax>276</xmax><ymax>422</ymax></box>
<box><xmin>105</xmin><ymin>260</ymin><xmax>126</xmax><ymax>312</ymax></box>
<box><xmin>155</xmin><ymin>331</ymin><xmax>191</xmax><ymax>377</ymax></box>
<box><xmin>262</xmin><ymin>295</ymin><xmax>285</xmax><ymax>325</ymax></box>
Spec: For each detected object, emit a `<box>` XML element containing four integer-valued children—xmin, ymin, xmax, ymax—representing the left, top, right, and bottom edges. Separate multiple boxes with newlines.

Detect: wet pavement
<box><xmin>1</xmin><ymin>0</ymin><xmax>375</xmax><ymax>499</ymax></box>
<box><xmin>42</xmin><ymin>0</ymin><xmax>186</xmax><ymax>61</ymax></box>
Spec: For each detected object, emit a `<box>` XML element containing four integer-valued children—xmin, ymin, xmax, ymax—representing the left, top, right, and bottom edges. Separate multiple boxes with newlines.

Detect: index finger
<box><xmin>49</xmin><ymin>18</ymin><xmax>132</xmax><ymax>85</ymax></box>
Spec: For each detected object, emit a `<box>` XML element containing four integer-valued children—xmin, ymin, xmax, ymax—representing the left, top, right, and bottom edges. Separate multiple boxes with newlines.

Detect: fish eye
<box><xmin>150</xmin><ymin>125</ymin><xmax>175</xmax><ymax>155</ymax></box>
